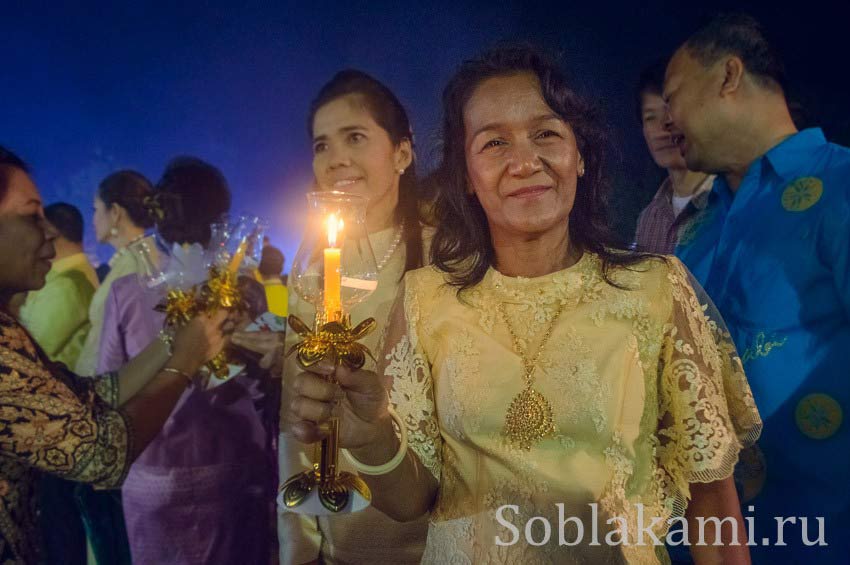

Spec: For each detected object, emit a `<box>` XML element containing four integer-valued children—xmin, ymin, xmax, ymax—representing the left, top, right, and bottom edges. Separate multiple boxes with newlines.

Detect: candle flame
<box><xmin>327</xmin><ymin>214</ymin><xmax>344</xmax><ymax>248</ymax></box>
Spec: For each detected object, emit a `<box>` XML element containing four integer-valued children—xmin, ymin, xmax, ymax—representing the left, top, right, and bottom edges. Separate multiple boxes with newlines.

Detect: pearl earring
<box><xmin>397</xmin><ymin>168</ymin><xmax>405</xmax><ymax>175</ymax></box>
<box><xmin>110</xmin><ymin>226</ymin><xmax>119</xmax><ymax>237</ymax></box>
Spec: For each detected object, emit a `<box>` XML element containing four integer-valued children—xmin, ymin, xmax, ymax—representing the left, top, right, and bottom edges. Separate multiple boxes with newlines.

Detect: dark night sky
<box><xmin>2</xmin><ymin>0</ymin><xmax>847</xmax><ymax>267</ymax></box>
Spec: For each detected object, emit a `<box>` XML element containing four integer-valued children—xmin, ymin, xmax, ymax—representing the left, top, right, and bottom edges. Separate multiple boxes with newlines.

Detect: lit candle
<box><xmin>228</xmin><ymin>238</ymin><xmax>248</xmax><ymax>274</ymax></box>
<box><xmin>324</xmin><ymin>214</ymin><xmax>343</xmax><ymax>321</ymax></box>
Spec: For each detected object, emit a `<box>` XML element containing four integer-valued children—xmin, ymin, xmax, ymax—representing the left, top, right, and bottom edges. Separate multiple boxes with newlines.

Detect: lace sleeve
<box><xmin>657</xmin><ymin>258</ymin><xmax>762</xmax><ymax>503</ymax></box>
<box><xmin>378</xmin><ymin>276</ymin><xmax>442</xmax><ymax>482</ymax></box>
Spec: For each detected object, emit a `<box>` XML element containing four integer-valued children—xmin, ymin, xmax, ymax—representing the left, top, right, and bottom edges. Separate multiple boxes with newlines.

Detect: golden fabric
<box><xmin>381</xmin><ymin>253</ymin><xmax>762</xmax><ymax>564</ymax></box>
<box><xmin>0</xmin><ymin>310</ymin><xmax>131</xmax><ymax>564</ymax></box>
<box><xmin>278</xmin><ymin>226</ymin><xmax>432</xmax><ymax>565</ymax></box>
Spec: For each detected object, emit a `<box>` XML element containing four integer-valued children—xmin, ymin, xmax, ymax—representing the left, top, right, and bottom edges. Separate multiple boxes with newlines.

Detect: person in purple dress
<box><xmin>98</xmin><ymin>157</ymin><xmax>280</xmax><ymax>564</ymax></box>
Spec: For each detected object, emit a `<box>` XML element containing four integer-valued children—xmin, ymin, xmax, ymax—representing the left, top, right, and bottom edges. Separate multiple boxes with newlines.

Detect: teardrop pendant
<box><xmin>503</xmin><ymin>385</ymin><xmax>557</xmax><ymax>450</ymax></box>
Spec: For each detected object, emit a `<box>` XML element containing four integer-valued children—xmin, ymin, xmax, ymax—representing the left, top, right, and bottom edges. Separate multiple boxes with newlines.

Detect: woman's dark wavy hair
<box><xmin>431</xmin><ymin>44</ymin><xmax>653</xmax><ymax>291</ymax></box>
<box><xmin>98</xmin><ymin>170</ymin><xmax>155</xmax><ymax>229</ymax></box>
<box><xmin>154</xmin><ymin>156</ymin><xmax>231</xmax><ymax>246</ymax></box>
<box><xmin>308</xmin><ymin>70</ymin><xmax>424</xmax><ymax>277</ymax></box>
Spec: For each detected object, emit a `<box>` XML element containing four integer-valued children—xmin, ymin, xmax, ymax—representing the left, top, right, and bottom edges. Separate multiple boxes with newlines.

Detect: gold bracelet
<box><xmin>161</xmin><ymin>366</ymin><xmax>193</xmax><ymax>385</ymax></box>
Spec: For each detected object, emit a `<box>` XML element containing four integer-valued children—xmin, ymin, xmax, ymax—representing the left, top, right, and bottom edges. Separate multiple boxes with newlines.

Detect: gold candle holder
<box><xmin>279</xmin><ymin>314</ymin><xmax>376</xmax><ymax>513</ymax></box>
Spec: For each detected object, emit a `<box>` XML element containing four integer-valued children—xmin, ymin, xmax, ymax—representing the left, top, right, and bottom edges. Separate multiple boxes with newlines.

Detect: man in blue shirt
<box><xmin>664</xmin><ymin>13</ymin><xmax>850</xmax><ymax>561</ymax></box>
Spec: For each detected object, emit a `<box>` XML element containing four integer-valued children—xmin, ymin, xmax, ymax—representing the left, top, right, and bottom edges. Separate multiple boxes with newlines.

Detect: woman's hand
<box><xmin>230</xmin><ymin>330</ymin><xmax>284</xmax><ymax>372</ymax></box>
<box><xmin>169</xmin><ymin>310</ymin><xmax>229</xmax><ymax>375</ymax></box>
<box><xmin>284</xmin><ymin>360</ymin><xmax>390</xmax><ymax>449</ymax></box>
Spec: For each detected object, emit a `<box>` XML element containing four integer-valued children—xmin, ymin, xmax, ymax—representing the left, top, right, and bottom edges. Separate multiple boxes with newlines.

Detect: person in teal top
<box><xmin>665</xmin><ymin>14</ymin><xmax>850</xmax><ymax>562</ymax></box>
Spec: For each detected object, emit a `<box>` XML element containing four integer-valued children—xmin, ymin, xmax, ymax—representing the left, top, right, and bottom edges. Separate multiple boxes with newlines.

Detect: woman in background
<box><xmin>277</xmin><ymin>70</ymin><xmax>431</xmax><ymax>565</ymax></box>
<box><xmin>74</xmin><ymin>170</ymin><xmax>157</xmax><ymax>564</ymax></box>
<box><xmin>98</xmin><ymin>157</ymin><xmax>279</xmax><ymax>564</ymax></box>
<box><xmin>76</xmin><ymin>170</ymin><xmax>156</xmax><ymax>376</ymax></box>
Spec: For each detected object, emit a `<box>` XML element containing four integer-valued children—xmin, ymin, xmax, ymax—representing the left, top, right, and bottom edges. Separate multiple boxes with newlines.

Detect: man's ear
<box><xmin>720</xmin><ymin>56</ymin><xmax>745</xmax><ymax>97</ymax></box>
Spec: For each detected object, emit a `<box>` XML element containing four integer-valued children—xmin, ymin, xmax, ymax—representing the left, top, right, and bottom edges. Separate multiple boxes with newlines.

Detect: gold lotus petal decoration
<box><xmin>155</xmin><ymin>288</ymin><xmax>199</xmax><ymax>327</ymax></box>
<box><xmin>202</xmin><ymin>267</ymin><xmax>241</xmax><ymax>311</ymax></box>
<box><xmin>286</xmin><ymin>315</ymin><xmax>376</xmax><ymax>371</ymax></box>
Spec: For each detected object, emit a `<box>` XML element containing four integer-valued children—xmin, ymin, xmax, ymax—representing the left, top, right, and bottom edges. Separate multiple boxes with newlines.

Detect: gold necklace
<box><xmin>497</xmin><ymin>300</ymin><xmax>565</xmax><ymax>450</ymax></box>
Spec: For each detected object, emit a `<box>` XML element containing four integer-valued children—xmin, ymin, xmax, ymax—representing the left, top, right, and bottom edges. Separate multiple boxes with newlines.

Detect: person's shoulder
<box><xmin>781</xmin><ymin>140</ymin><xmax>850</xmax><ymax>211</ymax></box>
<box><xmin>0</xmin><ymin>308</ymin><xmax>17</xmax><ymax>328</ymax></box>
<box><xmin>821</xmin><ymin>140</ymin><xmax>850</xmax><ymax>187</ymax></box>
<box><xmin>403</xmin><ymin>264</ymin><xmax>448</xmax><ymax>289</ymax></box>
<box><xmin>403</xmin><ymin>264</ymin><xmax>465</xmax><ymax>306</ymax></box>
<box><xmin>823</xmin><ymin>137</ymin><xmax>850</xmax><ymax>158</ymax></box>
<box><xmin>109</xmin><ymin>273</ymin><xmax>144</xmax><ymax>299</ymax></box>
<box><xmin>55</xmin><ymin>269</ymin><xmax>96</xmax><ymax>296</ymax></box>
<box><xmin>600</xmin><ymin>251</ymin><xmax>677</xmax><ymax>292</ymax></box>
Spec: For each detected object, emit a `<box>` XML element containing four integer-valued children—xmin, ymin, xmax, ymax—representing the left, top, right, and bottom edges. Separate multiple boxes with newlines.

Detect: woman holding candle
<box><xmin>275</xmin><ymin>70</ymin><xmax>431</xmax><ymax>565</ymax></box>
<box><xmin>97</xmin><ymin>157</ymin><xmax>279</xmax><ymax>564</ymax></box>
<box><xmin>281</xmin><ymin>46</ymin><xmax>762</xmax><ymax>563</ymax></box>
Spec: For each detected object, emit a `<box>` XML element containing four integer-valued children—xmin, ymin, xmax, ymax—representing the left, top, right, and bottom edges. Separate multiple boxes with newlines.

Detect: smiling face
<box><xmin>463</xmin><ymin>72</ymin><xmax>583</xmax><ymax>243</ymax></box>
<box><xmin>0</xmin><ymin>167</ymin><xmax>57</xmax><ymax>295</ymax></box>
<box><xmin>311</xmin><ymin>94</ymin><xmax>411</xmax><ymax>228</ymax></box>
<box><xmin>663</xmin><ymin>48</ymin><xmax>729</xmax><ymax>173</ymax></box>
<box><xmin>640</xmin><ymin>92</ymin><xmax>686</xmax><ymax>171</ymax></box>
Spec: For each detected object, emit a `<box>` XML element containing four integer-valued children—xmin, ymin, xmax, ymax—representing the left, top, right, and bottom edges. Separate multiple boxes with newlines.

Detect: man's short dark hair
<box><xmin>259</xmin><ymin>245</ymin><xmax>285</xmax><ymax>278</ymax></box>
<box><xmin>684</xmin><ymin>13</ymin><xmax>786</xmax><ymax>91</ymax></box>
<box><xmin>0</xmin><ymin>145</ymin><xmax>31</xmax><ymax>204</ymax></box>
<box><xmin>635</xmin><ymin>58</ymin><xmax>668</xmax><ymax>123</ymax></box>
<box><xmin>45</xmin><ymin>202</ymin><xmax>85</xmax><ymax>244</ymax></box>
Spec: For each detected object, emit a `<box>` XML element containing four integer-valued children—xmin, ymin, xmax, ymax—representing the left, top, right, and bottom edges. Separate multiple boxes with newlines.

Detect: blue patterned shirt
<box><xmin>676</xmin><ymin>128</ymin><xmax>850</xmax><ymax>560</ymax></box>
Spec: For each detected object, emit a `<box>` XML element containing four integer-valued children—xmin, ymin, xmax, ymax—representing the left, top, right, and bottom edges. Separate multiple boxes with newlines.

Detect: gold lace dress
<box><xmin>381</xmin><ymin>253</ymin><xmax>762</xmax><ymax>564</ymax></box>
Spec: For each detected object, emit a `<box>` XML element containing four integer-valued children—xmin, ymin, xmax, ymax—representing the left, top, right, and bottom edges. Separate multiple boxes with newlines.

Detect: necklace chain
<box><xmin>376</xmin><ymin>221</ymin><xmax>405</xmax><ymax>272</ymax></box>
<box><xmin>497</xmin><ymin>300</ymin><xmax>566</xmax><ymax>385</ymax></box>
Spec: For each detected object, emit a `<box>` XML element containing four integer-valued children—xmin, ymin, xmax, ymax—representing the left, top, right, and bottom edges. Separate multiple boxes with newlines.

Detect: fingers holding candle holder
<box><xmin>153</xmin><ymin>214</ymin><xmax>267</xmax><ymax>382</ymax></box>
<box><xmin>279</xmin><ymin>190</ymin><xmax>381</xmax><ymax>515</ymax></box>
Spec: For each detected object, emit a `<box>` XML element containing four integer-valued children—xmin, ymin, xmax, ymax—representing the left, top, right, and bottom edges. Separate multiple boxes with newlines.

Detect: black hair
<box><xmin>635</xmin><ymin>58</ymin><xmax>669</xmax><ymax>123</ymax></box>
<box><xmin>684</xmin><ymin>13</ymin><xmax>786</xmax><ymax>91</ymax></box>
<box><xmin>97</xmin><ymin>170</ymin><xmax>155</xmax><ymax>229</ymax></box>
<box><xmin>431</xmin><ymin>44</ymin><xmax>654</xmax><ymax>292</ymax></box>
<box><xmin>44</xmin><ymin>202</ymin><xmax>84</xmax><ymax>244</ymax></box>
<box><xmin>0</xmin><ymin>145</ymin><xmax>30</xmax><ymax>204</ymax></box>
<box><xmin>258</xmin><ymin>245</ymin><xmax>285</xmax><ymax>277</ymax></box>
<box><xmin>308</xmin><ymin>69</ymin><xmax>424</xmax><ymax>277</ymax></box>
<box><xmin>153</xmin><ymin>156</ymin><xmax>232</xmax><ymax>246</ymax></box>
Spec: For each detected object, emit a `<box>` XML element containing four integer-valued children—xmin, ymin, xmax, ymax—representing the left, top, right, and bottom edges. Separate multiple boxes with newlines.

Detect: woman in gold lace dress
<box><xmin>282</xmin><ymin>47</ymin><xmax>762</xmax><ymax>564</ymax></box>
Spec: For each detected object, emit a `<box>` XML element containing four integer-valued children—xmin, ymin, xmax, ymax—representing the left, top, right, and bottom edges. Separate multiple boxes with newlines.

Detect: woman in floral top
<box><xmin>0</xmin><ymin>146</ymin><xmax>229</xmax><ymax>564</ymax></box>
